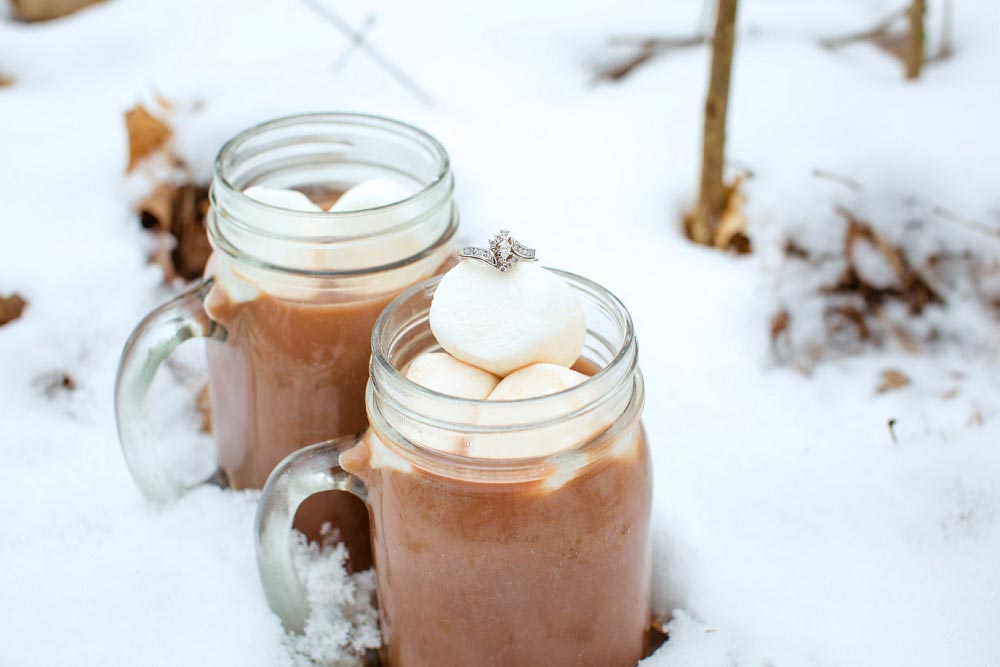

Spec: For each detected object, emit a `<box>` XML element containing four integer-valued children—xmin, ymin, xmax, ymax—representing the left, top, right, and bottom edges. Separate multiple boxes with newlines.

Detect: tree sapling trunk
<box><xmin>906</xmin><ymin>0</ymin><xmax>926</xmax><ymax>79</ymax></box>
<box><xmin>686</xmin><ymin>0</ymin><xmax>739</xmax><ymax>246</ymax></box>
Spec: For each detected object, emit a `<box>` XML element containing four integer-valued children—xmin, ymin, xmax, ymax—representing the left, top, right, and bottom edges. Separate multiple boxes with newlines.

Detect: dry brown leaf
<box><xmin>196</xmin><ymin>384</ymin><xmax>212</xmax><ymax>434</ymax></box>
<box><xmin>0</xmin><ymin>74</ymin><xmax>14</xmax><ymax>88</ymax></box>
<box><xmin>828</xmin><ymin>209</ymin><xmax>942</xmax><ymax>317</ymax></box>
<box><xmin>138</xmin><ymin>182</ymin><xmax>211</xmax><ymax>281</ymax></box>
<box><xmin>0</xmin><ymin>293</ymin><xmax>27</xmax><ymax>326</ymax></box>
<box><xmin>712</xmin><ymin>176</ymin><xmax>752</xmax><ymax>254</ymax></box>
<box><xmin>770</xmin><ymin>310</ymin><xmax>790</xmax><ymax>340</ymax></box>
<box><xmin>825</xmin><ymin>304</ymin><xmax>870</xmax><ymax>342</ymax></box>
<box><xmin>125</xmin><ymin>104</ymin><xmax>172</xmax><ymax>172</ymax></box>
<box><xmin>877</xmin><ymin>369</ymin><xmax>911</xmax><ymax>394</ymax></box>
<box><xmin>139</xmin><ymin>182</ymin><xmax>176</xmax><ymax>230</ymax></box>
<box><xmin>783</xmin><ymin>239</ymin><xmax>810</xmax><ymax>260</ymax></box>
<box><xmin>149</xmin><ymin>233</ymin><xmax>179</xmax><ymax>283</ymax></box>
<box><xmin>646</xmin><ymin>617</ymin><xmax>669</xmax><ymax>657</ymax></box>
<box><xmin>154</xmin><ymin>95</ymin><xmax>175</xmax><ymax>113</ymax></box>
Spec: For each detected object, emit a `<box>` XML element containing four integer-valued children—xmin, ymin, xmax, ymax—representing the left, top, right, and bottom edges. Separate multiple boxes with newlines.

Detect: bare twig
<box><xmin>595</xmin><ymin>35</ymin><xmax>707</xmax><ymax>83</ymax></box>
<box><xmin>820</xmin><ymin>7</ymin><xmax>907</xmax><ymax>49</ymax></box>
<box><xmin>607</xmin><ymin>35</ymin><xmax>708</xmax><ymax>48</ymax></box>
<box><xmin>594</xmin><ymin>48</ymin><xmax>659</xmax><ymax>83</ymax></box>
<box><xmin>935</xmin><ymin>0</ymin><xmax>955</xmax><ymax>61</ymax></box>
<box><xmin>931</xmin><ymin>205</ymin><xmax>1000</xmax><ymax>240</ymax></box>
<box><xmin>333</xmin><ymin>13</ymin><xmax>377</xmax><ymax>71</ymax></box>
<box><xmin>296</xmin><ymin>0</ymin><xmax>435</xmax><ymax>106</ymax></box>
<box><xmin>905</xmin><ymin>0</ymin><xmax>926</xmax><ymax>79</ymax></box>
<box><xmin>812</xmin><ymin>168</ymin><xmax>862</xmax><ymax>192</ymax></box>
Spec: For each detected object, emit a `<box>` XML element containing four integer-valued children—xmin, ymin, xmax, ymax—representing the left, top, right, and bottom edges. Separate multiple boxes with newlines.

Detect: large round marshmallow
<box><xmin>244</xmin><ymin>186</ymin><xmax>324</xmax><ymax>212</ymax></box>
<box><xmin>330</xmin><ymin>178</ymin><xmax>413</xmax><ymax>213</ymax></box>
<box><xmin>405</xmin><ymin>352</ymin><xmax>500</xmax><ymax>399</ymax></box>
<box><xmin>487</xmin><ymin>362</ymin><xmax>587</xmax><ymax>400</ymax></box>
<box><xmin>467</xmin><ymin>363</ymin><xmax>610</xmax><ymax>459</ymax></box>
<box><xmin>429</xmin><ymin>261</ymin><xmax>585</xmax><ymax>376</ymax></box>
<box><xmin>208</xmin><ymin>187</ymin><xmax>323</xmax><ymax>304</ymax></box>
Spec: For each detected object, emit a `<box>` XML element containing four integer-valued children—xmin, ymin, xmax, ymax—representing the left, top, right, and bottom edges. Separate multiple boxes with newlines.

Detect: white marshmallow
<box><xmin>487</xmin><ymin>362</ymin><xmax>588</xmax><ymax>400</ymax></box>
<box><xmin>330</xmin><ymin>178</ymin><xmax>413</xmax><ymax>213</ymax></box>
<box><xmin>210</xmin><ymin>186</ymin><xmax>324</xmax><ymax>304</ymax></box>
<box><xmin>404</xmin><ymin>352</ymin><xmax>500</xmax><ymax>399</ymax></box>
<box><xmin>429</xmin><ymin>261</ymin><xmax>586</xmax><ymax>377</ymax></box>
<box><xmin>213</xmin><ymin>179</ymin><xmax>444</xmax><ymax>303</ymax></box>
<box><xmin>325</xmin><ymin>178</ymin><xmax>433</xmax><ymax>272</ymax></box>
<box><xmin>244</xmin><ymin>186</ymin><xmax>324</xmax><ymax>212</ymax></box>
<box><xmin>398</xmin><ymin>353</ymin><xmax>498</xmax><ymax>455</ymax></box>
<box><xmin>466</xmin><ymin>363</ymin><xmax>611</xmax><ymax>459</ymax></box>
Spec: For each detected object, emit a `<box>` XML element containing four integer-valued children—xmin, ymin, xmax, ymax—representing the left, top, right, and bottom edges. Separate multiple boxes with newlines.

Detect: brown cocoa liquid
<box><xmin>341</xmin><ymin>420</ymin><xmax>652</xmax><ymax>667</ymax></box>
<box><xmin>204</xmin><ymin>252</ymin><xmax>451</xmax><ymax>570</ymax></box>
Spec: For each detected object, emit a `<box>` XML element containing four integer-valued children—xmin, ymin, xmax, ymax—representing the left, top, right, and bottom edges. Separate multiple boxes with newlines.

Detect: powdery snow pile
<box><xmin>2</xmin><ymin>0</ymin><xmax>999</xmax><ymax>665</ymax></box>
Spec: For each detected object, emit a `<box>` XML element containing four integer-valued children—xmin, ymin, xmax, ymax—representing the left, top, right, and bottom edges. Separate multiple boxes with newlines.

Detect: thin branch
<box><xmin>595</xmin><ymin>35</ymin><xmax>707</xmax><ymax>83</ymax></box>
<box><xmin>930</xmin><ymin>205</ymin><xmax>1000</xmax><ymax>240</ymax></box>
<box><xmin>607</xmin><ymin>35</ymin><xmax>708</xmax><ymax>48</ymax></box>
<box><xmin>333</xmin><ymin>13</ymin><xmax>377</xmax><ymax>71</ymax></box>
<box><xmin>812</xmin><ymin>168</ymin><xmax>862</xmax><ymax>192</ymax></box>
<box><xmin>594</xmin><ymin>47</ymin><xmax>659</xmax><ymax>83</ymax></box>
<box><xmin>935</xmin><ymin>0</ymin><xmax>954</xmax><ymax>61</ymax></box>
<box><xmin>820</xmin><ymin>6</ymin><xmax>907</xmax><ymax>50</ymax></box>
<box><xmin>296</xmin><ymin>0</ymin><xmax>435</xmax><ymax>107</ymax></box>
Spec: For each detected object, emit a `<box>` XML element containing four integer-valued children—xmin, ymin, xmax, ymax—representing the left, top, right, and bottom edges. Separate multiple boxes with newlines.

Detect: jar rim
<box><xmin>366</xmin><ymin>268</ymin><xmax>643</xmax><ymax>472</ymax></box>
<box><xmin>207</xmin><ymin>111</ymin><xmax>457</xmax><ymax>276</ymax></box>
<box><xmin>213</xmin><ymin>111</ymin><xmax>451</xmax><ymax>219</ymax></box>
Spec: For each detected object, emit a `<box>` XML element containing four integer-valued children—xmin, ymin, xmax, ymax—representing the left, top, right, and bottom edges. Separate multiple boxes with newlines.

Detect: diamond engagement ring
<box><xmin>458</xmin><ymin>229</ymin><xmax>537</xmax><ymax>272</ymax></box>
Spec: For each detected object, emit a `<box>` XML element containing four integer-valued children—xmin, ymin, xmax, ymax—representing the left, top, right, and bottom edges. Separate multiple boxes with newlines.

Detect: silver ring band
<box><xmin>458</xmin><ymin>229</ymin><xmax>537</xmax><ymax>272</ymax></box>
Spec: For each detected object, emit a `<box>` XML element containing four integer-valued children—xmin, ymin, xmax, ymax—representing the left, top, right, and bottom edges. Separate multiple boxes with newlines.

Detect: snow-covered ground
<box><xmin>2</xmin><ymin>0</ymin><xmax>999</xmax><ymax>665</ymax></box>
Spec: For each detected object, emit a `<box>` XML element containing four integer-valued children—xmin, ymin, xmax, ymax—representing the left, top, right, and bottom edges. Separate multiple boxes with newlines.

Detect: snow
<box><xmin>1</xmin><ymin>0</ymin><xmax>999</xmax><ymax>665</ymax></box>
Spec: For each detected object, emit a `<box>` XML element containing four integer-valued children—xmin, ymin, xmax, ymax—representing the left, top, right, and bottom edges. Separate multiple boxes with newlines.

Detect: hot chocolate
<box><xmin>205</xmin><ymin>254</ymin><xmax>451</xmax><ymax>565</ymax></box>
<box><xmin>341</xmin><ymin>392</ymin><xmax>651</xmax><ymax>666</ymax></box>
<box><xmin>116</xmin><ymin>114</ymin><xmax>457</xmax><ymax>572</ymax></box>
<box><xmin>255</xmin><ymin>266</ymin><xmax>652</xmax><ymax>666</ymax></box>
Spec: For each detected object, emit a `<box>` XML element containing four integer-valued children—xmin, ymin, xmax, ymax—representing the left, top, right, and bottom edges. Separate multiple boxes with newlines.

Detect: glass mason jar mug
<box><xmin>115</xmin><ymin>113</ymin><xmax>457</xmax><ymax>567</ymax></box>
<box><xmin>257</xmin><ymin>271</ymin><xmax>652</xmax><ymax>667</ymax></box>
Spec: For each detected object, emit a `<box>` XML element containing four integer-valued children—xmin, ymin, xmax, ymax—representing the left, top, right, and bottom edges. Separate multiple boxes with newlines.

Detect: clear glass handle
<box><xmin>255</xmin><ymin>435</ymin><xmax>368</xmax><ymax>633</ymax></box>
<box><xmin>115</xmin><ymin>278</ymin><xmax>225</xmax><ymax>503</ymax></box>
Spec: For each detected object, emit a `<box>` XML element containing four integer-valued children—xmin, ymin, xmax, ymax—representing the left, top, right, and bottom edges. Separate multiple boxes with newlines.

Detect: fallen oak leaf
<box><xmin>770</xmin><ymin>310</ymin><xmax>790</xmax><ymax>340</ymax></box>
<box><xmin>139</xmin><ymin>182</ymin><xmax>176</xmax><ymax>230</ymax></box>
<box><xmin>828</xmin><ymin>209</ymin><xmax>943</xmax><ymax>316</ymax></box>
<box><xmin>877</xmin><ymin>368</ymin><xmax>911</xmax><ymax>394</ymax></box>
<box><xmin>150</xmin><ymin>233</ymin><xmax>180</xmax><ymax>283</ymax></box>
<box><xmin>125</xmin><ymin>104</ymin><xmax>172</xmax><ymax>172</ymax></box>
<box><xmin>0</xmin><ymin>293</ymin><xmax>27</xmax><ymax>326</ymax></box>
<box><xmin>138</xmin><ymin>182</ymin><xmax>212</xmax><ymax>281</ymax></box>
<box><xmin>711</xmin><ymin>175</ymin><xmax>752</xmax><ymax>254</ymax></box>
<box><xmin>169</xmin><ymin>184</ymin><xmax>212</xmax><ymax>280</ymax></box>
